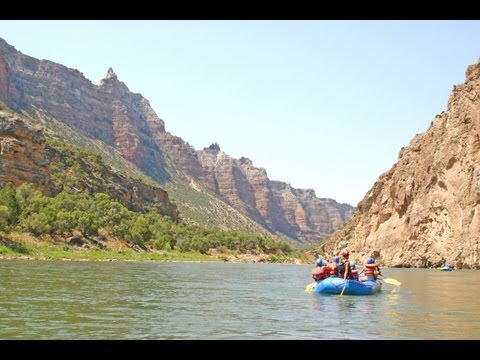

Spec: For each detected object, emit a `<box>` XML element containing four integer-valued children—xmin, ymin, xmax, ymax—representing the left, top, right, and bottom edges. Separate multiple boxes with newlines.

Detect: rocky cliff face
<box><xmin>0</xmin><ymin>37</ymin><xmax>353</xmax><ymax>242</ymax></box>
<box><xmin>0</xmin><ymin>110</ymin><xmax>178</xmax><ymax>220</ymax></box>
<box><xmin>0</xmin><ymin>110</ymin><xmax>53</xmax><ymax>194</ymax></box>
<box><xmin>319</xmin><ymin>61</ymin><xmax>480</xmax><ymax>269</ymax></box>
<box><xmin>0</xmin><ymin>38</ymin><xmax>170</xmax><ymax>182</ymax></box>
<box><xmin>198</xmin><ymin>144</ymin><xmax>353</xmax><ymax>242</ymax></box>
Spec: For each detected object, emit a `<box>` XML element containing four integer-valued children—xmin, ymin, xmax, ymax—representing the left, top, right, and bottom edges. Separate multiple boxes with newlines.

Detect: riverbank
<box><xmin>0</xmin><ymin>232</ymin><xmax>306</xmax><ymax>264</ymax></box>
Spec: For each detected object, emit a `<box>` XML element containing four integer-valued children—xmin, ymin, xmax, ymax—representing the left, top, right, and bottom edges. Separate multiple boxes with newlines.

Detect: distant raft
<box><xmin>312</xmin><ymin>277</ymin><xmax>382</xmax><ymax>296</ymax></box>
<box><xmin>439</xmin><ymin>265</ymin><xmax>454</xmax><ymax>271</ymax></box>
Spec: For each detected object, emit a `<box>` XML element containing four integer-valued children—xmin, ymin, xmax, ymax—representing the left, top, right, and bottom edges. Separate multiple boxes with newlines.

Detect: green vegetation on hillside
<box><xmin>42</xmin><ymin>115</ymin><xmax>158</xmax><ymax>187</ymax></box>
<box><xmin>0</xmin><ymin>114</ymin><xmax>300</xmax><ymax>262</ymax></box>
<box><xmin>38</xmin><ymin>114</ymin><xmax>274</xmax><ymax>236</ymax></box>
<box><xmin>0</xmin><ymin>180</ymin><xmax>295</xmax><ymax>261</ymax></box>
<box><xmin>0</xmin><ymin>182</ymin><xmax>292</xmax><ymax>253</ymax></box>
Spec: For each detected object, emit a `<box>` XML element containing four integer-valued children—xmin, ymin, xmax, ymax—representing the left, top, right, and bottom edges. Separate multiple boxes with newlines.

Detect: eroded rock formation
<box><xmin>0</xmin><ymin>110</ymin><xmax>178</xmax><ymax>220</ymax></box>
<box><xmin>0</xmin><ymin>37</ymin><xmax>353</xmax><ymax>242</ymax></box>
<box><xmin>0</xmin><ymin>110</ymin><xmax>53</xmax><ymax>194</ymax></box>
<box><xmin>198</xmin><ymin>144</ymin><xmax>353</xmax><ymax>242</ymax></box>
<box><xmin>319</xmin><ymin>61</ymin><xmax>480</xmax><ymax>269</ymax></box>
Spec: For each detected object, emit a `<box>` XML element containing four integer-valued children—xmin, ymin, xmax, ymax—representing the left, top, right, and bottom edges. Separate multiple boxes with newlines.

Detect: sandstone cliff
<box><xmin>198</xmin><ymin>144</ymin><xmax>353</xmax><ymax>242</ymax></box>
<box><xmin>0</xmin><ymin>110</ymin><xmax>178</xmax><ymax>220</ymax></box>
<box><xmin>319</xmin><ymin>61</ymin><xmax>480</xmax><ymax>269</ymax></box>
<box><xmin>0</xmin><ymin>110</ymin><xmax>53</xmax><ymax>194</ymax></box>
<box><xmin>0</xmin><ymin>37</ymin><xmax>353</xmax><ymax>242</ymax></box>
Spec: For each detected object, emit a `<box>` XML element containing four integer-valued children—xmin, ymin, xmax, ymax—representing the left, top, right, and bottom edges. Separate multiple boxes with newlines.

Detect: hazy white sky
<box><xmin>1</xmin><ymin>20</ymin><xmax>480</xmax><ymax>205</ymax></box>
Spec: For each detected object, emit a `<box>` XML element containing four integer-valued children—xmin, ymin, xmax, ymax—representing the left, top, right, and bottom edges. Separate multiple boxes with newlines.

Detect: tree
<box><xmin>0</xmin><ymin>205</ymin><xmax>11</xmax><ymax>231</ymax></box>
<box><xmin>127</xmin><ymin>215</ymin><xmax>152</xmax><ymax>245</ymax></box>
<box><xmin>15</xmin><ymin>183</ymin><xmax>48</xmax><ymax>218</ymax></box>
<box><xmin>0</xmin><ymin>183</ymin><xmax>20</xmax><ymax>225</ymax></box>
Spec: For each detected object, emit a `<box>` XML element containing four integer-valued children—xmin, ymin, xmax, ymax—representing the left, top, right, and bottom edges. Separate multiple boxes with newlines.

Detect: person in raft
<box><xmin>311</xmin><ymin>258</ymin><xmax>328</xmax><ymax>282</ymax></box>
<box><xmin>336</xmin><ymin>249</ymin><xmax>351</xmax><ymax>281</ymax></box>
<box><xmin>360</xmin><ymin>257</ymin><xmax>381</xmax><ymax>281</ymax></box>
<box><xmin>349</xmin><ymin>261</ymin><xmax>359</xmax><ymax>280</ymax></box>
<box><xmin>326</xmin><ymin>255</ymin><xmax>339</xmax><ymax>277</ymax></box>
<box><xmin>334</xmin><ymin>255</ymin><xmax>340</xmax><ymax>264</ymax></box>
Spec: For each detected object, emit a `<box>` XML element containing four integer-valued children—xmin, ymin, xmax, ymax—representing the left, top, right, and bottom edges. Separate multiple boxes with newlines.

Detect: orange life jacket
<box><xmin>327</xmin><ymin>263</ymin><xmax>338</xmax><ymax>277</ymax></box>
<box><xmin>312</xmin><ymin>266</ymin><xmax>327</xmax><ymax>281</ymax></box>
<box><xmin>364</xmin><ymin>263</ymin><xmax>378</xmax><ymax>277</ymax></box>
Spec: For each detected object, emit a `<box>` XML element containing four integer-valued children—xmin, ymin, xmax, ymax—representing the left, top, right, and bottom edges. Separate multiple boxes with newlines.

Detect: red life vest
<box><xmin>311</xmin><ymin>266</ymin><xmax>327</xmax><ymax>281</ymax></box>
<box><xmin>326</xmin><ymin>263</ymin><xmax>338</xmax><ymax>277</ymax></box>
<box><xmin>364</xmin><ymin>263</ymin><xmax>379</xmax><ymax>278</ymax></box>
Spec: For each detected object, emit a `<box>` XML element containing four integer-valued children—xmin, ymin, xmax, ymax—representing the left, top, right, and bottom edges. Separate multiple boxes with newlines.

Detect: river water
<box><xmin>0</xmin><ymin>260</ymin><xmax>478</xmax><ymax>339</ymax></box>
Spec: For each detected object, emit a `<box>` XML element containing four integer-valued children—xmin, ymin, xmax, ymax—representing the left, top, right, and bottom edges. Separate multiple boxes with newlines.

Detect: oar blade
<box><xmin>305</xmin><ymin>282</ymin><xmax>316</xmax><ymax>293</ymax></box>
<box><xmin>383</xmin><ymin>278</ymin><xmax>401</xmax><ymax>286</ymax></box>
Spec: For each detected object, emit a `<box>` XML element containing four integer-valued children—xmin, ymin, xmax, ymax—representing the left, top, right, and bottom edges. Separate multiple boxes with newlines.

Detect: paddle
<box><xmin>305</xmin><ymin>282</ymin><xmax>316</xmax><ymax>293</ymax></box>
<box><xmin>378</xmin><ymin>274</ymin><xmax>401</xmax><ymax>286</ymax></box>
<box><xmin>339</xmin><ymin>280</ymin><xmax>347</xmax><ymax>296</ymax></box>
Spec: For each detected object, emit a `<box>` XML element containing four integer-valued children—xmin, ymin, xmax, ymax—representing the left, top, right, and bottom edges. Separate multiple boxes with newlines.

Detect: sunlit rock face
<box><xmin>319</xmin><ymin>60</ymin><xmax>480</xmax><ymax>269</ymax></box>
<box><xmin>0</xmin><ymin>37</ymin><xmax>353</xmax><ymax>243</ymax></box>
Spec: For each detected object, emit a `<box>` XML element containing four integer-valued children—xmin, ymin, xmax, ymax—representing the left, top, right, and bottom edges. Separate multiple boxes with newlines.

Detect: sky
<box><xmin>1</xmin><ymin>20</ymin><xmax>480</xmax><ymax>206</ymax></box>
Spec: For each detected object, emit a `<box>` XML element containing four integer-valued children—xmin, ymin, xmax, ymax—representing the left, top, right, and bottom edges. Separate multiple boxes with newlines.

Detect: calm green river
<box><xmin>0</xmin><ymin>260</ymin><xmax>479</xmax><ymax>339</ymax></box>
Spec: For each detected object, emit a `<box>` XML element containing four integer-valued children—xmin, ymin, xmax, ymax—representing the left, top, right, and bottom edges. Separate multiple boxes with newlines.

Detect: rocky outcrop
<box><xmin>107</xmin><ymin>170</ymin><xmax>178</xmax><ymax>219</ymax></box>
<box><xmin>0</xmin><ymin>37</ymin><xmax>353</xmax><ymax>242</ymax></box>
<box><xmin>0</xmin><ymin>55</ymin><xmax>10</xmax><ymax>105</ymax></box>
<box><xmin>0</xmin><ymin>110</ymin><xmax>178</xmax><ymax>220</ymax></box>
<box><xmin>47</xmin><ymin>141</ymin><xmax>178</xmax><ymax>220</ymax></box>
<box><xmin>0</xmin><ymin>110</ymin><xmax>53</xmax><ymax>194</ymax></box>
<box><xmin>0</xmin><ymin>39</ymin><xmax>169</xmax><ymax>183</ymax></box>
<box><xmin>319</xmin><ymin>60</ymin><xmax>480</xmax><ymax>269</ymax></box>
<box><xmin>198</xmin><ymin>144</ymin><xmax>354</xmax><ymax>243</ymax></box>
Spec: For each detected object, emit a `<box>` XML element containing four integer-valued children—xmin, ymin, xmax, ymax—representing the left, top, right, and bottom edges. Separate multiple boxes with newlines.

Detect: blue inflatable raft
<box><xmin>313</xmin><ymin>277</ymin><xmax>382</xmax><ymax>295</ymax></box>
